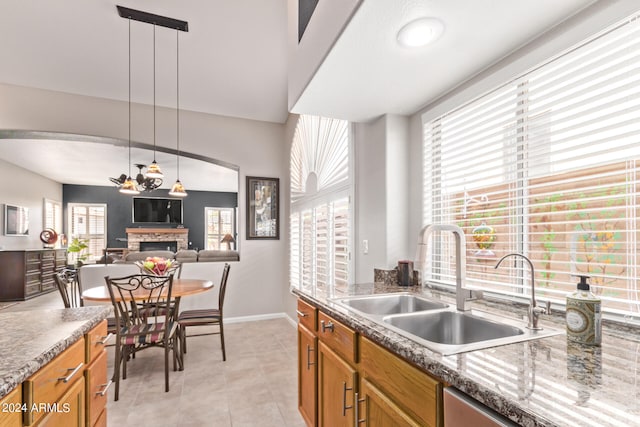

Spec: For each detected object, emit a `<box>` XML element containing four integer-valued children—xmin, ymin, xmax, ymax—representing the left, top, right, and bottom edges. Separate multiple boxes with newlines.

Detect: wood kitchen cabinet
<box><xmin>84</xmin><ymin>320</ymin><xmax>110</xmax><ymax>427</ymax></box>
<box><xmin>318</xmin><ymin>342</ymin><xmax>357</xmax><ymax>427</ymax></box>
<box><xmin>23</xmin><ymin>338</ymin><xmax>85</xmax><ymax>426</ymax></box>
<box><xmin>296</xmin><ymin>297</ymin><xmax>444</xmax><ymax>427</ymax></box>
<box><xmin>0</xmin><ymin>249</ymin><xmax>66</xmax><ymax>301</ymax></box>
<box><xmin>14</xmin><ymin>319</ymin><xmax>108</xmax><ymax>427</ymax></box>
<box><xmin>317</xmin><ymin>310</ymin><xmax>358</xmax><ymax>427</ymax></box>
<box><xmin>298</xmin><ymin>324</ymin><xmax>317</xmax><ymax>426</ymax></box>
<box><xmin>0</xmin><ymin>385</ymin><xmax>22</xmax><ymax>427</ymax></box>
<box><xmin>359</xmin><ymin>377</ymin><xmax>422</xmax><ymax>427</ymax></box>
<box><xmin>297</xmin><ymin>299</ymin><xmax>317</xmax><ymax>426</ymax></box>
<box><xmin>359</xmin><ymin>336</ymin><xmax>442</xmax><ymax>427</ymax></box>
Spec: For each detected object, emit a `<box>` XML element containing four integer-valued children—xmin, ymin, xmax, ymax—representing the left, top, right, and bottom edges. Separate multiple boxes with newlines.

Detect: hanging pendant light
<box><xmin>120</xmin><ymin>17</ymin><xmax>140</xmax><ymax>196</ymax></box>
<box><xmin>146</xmin><ymin>23</ymin><xmax>164</xmax><ymax>179</ymax></box>
<box><xmin>169</xmin><ymin>28</ymin><xmax>187</xmax><ymax>197</ymax></box>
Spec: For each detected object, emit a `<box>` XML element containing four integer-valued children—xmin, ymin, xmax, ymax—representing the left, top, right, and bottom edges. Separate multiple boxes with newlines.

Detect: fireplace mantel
<box><xmin>126</xmin><ymin>228</ymin><xmax>189</xmax><ymax>235</ymax></box>
<box><xmin>126</xmin><ymin>228</ymin><xmax>189</xmax><ymax>251</ymax></box>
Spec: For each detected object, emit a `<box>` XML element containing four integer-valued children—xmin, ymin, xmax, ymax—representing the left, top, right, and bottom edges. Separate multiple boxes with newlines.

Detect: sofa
<box><xmin>114</xmin><ymin>249</ymin><xmax>239</xmax><ymax>263</ymax></box>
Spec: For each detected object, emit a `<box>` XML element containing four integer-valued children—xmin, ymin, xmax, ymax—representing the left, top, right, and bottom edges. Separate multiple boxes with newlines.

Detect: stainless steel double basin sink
<box><xmin>332</xmin><ymin>293</ymin><xmax>562</xmax><ymax>355</ymax></box>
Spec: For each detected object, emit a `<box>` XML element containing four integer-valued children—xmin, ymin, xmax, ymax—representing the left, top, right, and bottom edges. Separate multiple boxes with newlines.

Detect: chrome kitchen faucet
<box><xmin>416</xmin><ymin>224</ymin><xmax>482</xmax><ymax>311</ymax></box>
<box><xmin>494</xmin><ymin>253</ymin><xmax>549</xmax><ymax>330</ymax></box>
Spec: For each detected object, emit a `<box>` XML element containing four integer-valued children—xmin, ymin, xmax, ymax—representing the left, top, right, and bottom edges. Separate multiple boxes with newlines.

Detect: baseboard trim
<box><xmin>225</xmin><ymin>312</ymin><xmax>296</xmax><ymax>328</ymax></box>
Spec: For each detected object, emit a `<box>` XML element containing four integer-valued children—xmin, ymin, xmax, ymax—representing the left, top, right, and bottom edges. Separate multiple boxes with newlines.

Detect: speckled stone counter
<box><xmin>293</xmin><ymin>284</ymin><xmax>640</xmax><ymax>427</ymax></box>
<box><xmin>0</xmin><ymin>306</ymin><xmax>111</xmax><ymax>399</ymax></box>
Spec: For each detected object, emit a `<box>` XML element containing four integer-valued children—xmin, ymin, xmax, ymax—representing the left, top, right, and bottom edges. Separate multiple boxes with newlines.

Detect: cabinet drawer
<box><xmin>317</xmin><ymin>311</ymin><xmax>357</xmax><ymax>365</ymax></box>
<box><xmin>359</xmin><ymin>336</ymin><xmax>442</xmax><ymax>427</ymax></box>
<box><xmin>85</xmin><ymin>320</ymin><xmax>109</xmax><ymax>364</ymax></box>
<box><xmin>0</xmin><ymin>385</ymin><xmax>22</xmax><ymax>427</ymax></box>
<box><xmin>85</xmin><ymin>350</ymin><xmax>109</xmax><ymax>427</ymax></box>
<box><xmin>33</xmin><ymin>376</ymin><xmax>85</xmax><ymax>427</ymax></box>
<box><xmin>297</xmin><ymin>299</ymin><xmax>317</xmax><ymax>332</ymax></box>
<box><xmin>24</xmin><ymin>339</ymin><xmax>85</xmax><ymax>426</ymax></box>
<box><xmin>26</xmin><ymin>252</ymin><xmax>42</xmax><ymax>262</ymax></box>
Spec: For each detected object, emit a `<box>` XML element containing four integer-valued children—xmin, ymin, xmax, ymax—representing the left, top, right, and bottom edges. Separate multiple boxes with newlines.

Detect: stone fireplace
<box><xmin>126</xmin><ymin>228</ymin><xmax>189</xmax><ymax>251</ymax></box>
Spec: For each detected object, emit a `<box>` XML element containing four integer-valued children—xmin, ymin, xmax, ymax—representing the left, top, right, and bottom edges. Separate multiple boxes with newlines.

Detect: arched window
<box><xmin>290</xmin><ymin>115</ymin><xmax>351</xmax><ymax>295</ymax></box>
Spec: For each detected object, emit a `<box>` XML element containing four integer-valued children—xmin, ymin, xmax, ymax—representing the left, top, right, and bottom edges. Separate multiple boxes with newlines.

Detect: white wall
<box><xmin>353</xmin><ymin>114</ymin><xmax>412</xmax><ymax>283</ymax></box>
<box><xmin>0</xmin><ymin>84</ymin><xmax>288</xmax><ymax>318</ymax></box>
<box><xmin>287</xmin><ymin>0</ymin><xmax>362</xmax><ymax>111</ymax></box>
<box><xmin>0</xmin><ymin>159</ymin><xmax>62</xmax><ymax>250</ymax></box>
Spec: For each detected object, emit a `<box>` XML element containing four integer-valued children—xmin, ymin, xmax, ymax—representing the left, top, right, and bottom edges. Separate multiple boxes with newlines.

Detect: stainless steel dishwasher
<box><xmin>444</xmin><ymin>387</ymin><xmax>519</xmax><ymax>427</ymax></box>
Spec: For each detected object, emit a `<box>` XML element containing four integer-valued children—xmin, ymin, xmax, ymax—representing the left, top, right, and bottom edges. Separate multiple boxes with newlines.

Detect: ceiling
<box><xmin>0</xmin><ymin>0</ymin><xmax>599</xmax><ymax>189</ymax></box>
<box><xmin>0</xmin><ymin>0</ymin><xmax>288</xmax><ymax>124</ymax></box>
<box><xmin>293</xmin><ymin>0</ymin><xmax>597</xmax><ymax>122</ymax></box>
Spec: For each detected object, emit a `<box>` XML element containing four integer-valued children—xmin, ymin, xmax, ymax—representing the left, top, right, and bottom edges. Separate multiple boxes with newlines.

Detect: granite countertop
<box><xmin>293</xmin><ymin>283</ymin><xmax>640</xmax><ymax>427</ymax></box>
<box><xmin>0</xmin><ymin>306</ymin><xmax>111</xmax><ymax>399</ymax></box>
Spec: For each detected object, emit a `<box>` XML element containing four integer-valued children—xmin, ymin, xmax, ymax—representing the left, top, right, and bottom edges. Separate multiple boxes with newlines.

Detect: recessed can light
<box><xmin>397</xmin><ymin>17</ymin><xmax>445</xmax><ymax>48</ymax></box>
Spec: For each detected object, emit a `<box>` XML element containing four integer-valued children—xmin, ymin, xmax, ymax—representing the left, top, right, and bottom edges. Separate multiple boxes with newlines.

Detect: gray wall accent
<box><xmin>63</xmin><ymin>184</ymin><xmax>237</xmax><ymax>251</ymax></box>
<box><xmin>0</xmin><ymin>159</ymin><xmax>63</xmax><ymax>250</ymax></box>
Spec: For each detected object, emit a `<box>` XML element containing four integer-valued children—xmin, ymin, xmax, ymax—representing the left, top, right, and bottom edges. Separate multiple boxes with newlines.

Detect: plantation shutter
<box><xmin>69</xmin><ymin>204</ymin><xmax>107</xmax><ymax>262</ymax></box>
<box><xmin>423</xmin><ymin>14</ymin><xmax>640</xmax><ymax>316</ymax></box>
<box><xmin>290</xmin><ymin>115</ymin><xmax>352</xmax><ymax>294</ymax></box>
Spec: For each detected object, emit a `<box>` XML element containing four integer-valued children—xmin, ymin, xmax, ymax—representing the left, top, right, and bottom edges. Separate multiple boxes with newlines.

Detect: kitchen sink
<box><xmin>332</xmin><ymin>292</ymin><xmax>562</xmax><ymax>355</ymax></box>
<box><xmin>383</xmin><ymin>310</ymin><xmax>562</xmax><ymax>355</ymax></box>
<box><xmin>334</xmin><ymin>293</ymin><xmax>449</xmax><ymax>316</ymax></box>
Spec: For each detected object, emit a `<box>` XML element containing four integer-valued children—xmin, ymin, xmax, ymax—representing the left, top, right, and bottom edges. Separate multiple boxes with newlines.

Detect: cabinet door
<box><xmin>298</xmin><ymin>324</ymin><xmax>317</xmax><ymax>427</ymax></box>
<box><xmin>85</xmin><ymin>350</ymin><xmax>108</xmax><ymax>427</ymax></box>
<box><xmin>318</xmin><ymin>342</ymin><xmax>357</xmax><ymax>427</ymax></box>
<box><xmin>35</xmin><ymin>377</ymin><xmax>85</xmax><ymax>427</ymax></box>
<box><xmin>0</xmin><ymin>385</ymin><xmax>22</xmax><ymax>427</ymax></box>
<box><xmin>359</xmin><ymin>378</ymin><xmax>421</xmax><ymax>427</ymax></box>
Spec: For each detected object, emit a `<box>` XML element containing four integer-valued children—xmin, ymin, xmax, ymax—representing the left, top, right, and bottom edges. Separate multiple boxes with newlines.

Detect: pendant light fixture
<box><xmin>145</xmin><ymin>23</ymin><xmax>164</xmax><ymax>179</ymax></box>
<box><xmin>169</xmin><ymin>28</ymin><xmax>187</xmax><ymax>197</ymax></box>
<box><xmin>120</xmin><ymin>17</ymin><xmax>141</xmax><ymax>195</ymax></box>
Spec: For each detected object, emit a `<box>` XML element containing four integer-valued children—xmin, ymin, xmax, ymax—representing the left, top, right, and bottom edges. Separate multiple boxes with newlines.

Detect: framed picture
<box><xmin>246</xmin><ymin>176</ymin><xmax>279</xmax><ymax>240</ymax></box>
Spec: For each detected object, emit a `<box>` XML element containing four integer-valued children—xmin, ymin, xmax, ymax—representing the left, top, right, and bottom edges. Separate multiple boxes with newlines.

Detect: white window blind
<box><xmin>290</xmin><ymin>115</ymin><xmax>352</xmax><ymax>294</ymax></box>
<box><xmin>44</xmin><ymin>199</ymin><xmax>62</xmax><ymax>235</ymax></box>
<box><xmin>423</xmin><ymin>14</ymin><xmax>640</xmax><ymax>317</ymax></box>
<box><xmin>205</xmin><ymin>207</ymin><xmax>235</xmax><ymax>250</ymax></box>
<box><xmin>68</xmin><ymin>203</ymin><xmax>107</xmax><ymax>263</ymax></box>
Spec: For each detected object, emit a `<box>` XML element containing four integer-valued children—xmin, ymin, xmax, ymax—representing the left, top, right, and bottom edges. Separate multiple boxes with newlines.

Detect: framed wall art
<box><xmin>246</xmin><ymin>176</ymin><xmax>279</xmax><ymax>240</ymax></box>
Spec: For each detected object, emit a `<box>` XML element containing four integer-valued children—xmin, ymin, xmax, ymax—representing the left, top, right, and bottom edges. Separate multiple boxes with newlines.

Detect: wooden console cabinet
<box><xmin>0</xmin><ymin>249</ymin><xmax>67</xmax><ymax>301</ymax></box>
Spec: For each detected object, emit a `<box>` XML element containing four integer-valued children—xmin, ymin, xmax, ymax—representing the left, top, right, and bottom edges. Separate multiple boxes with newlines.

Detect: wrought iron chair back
<box><xmin>54</xmin><ymin>268</ymin><xmax>80</xmax><ymax>308</ymax></box>
<box><xmin>106</xmin><ymin>274</ymin><xmax>174</xmax><ymax>329</ymax></box>
<box><xmin>104</xmin><ymin>273</ymin><xmax>179</xmax><ymax>400</ymax></box>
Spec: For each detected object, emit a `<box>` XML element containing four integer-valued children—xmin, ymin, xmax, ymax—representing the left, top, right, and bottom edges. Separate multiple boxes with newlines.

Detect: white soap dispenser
<box><xmin>566</xmin><ymin>275</ymin><xmax>601</xmax><ymax>346</ymax></box>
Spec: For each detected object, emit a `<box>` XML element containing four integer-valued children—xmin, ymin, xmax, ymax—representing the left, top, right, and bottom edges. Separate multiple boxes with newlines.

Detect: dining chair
<box><xmin>105</xmin><ymin>273</ymin><xmax>179</xmax><ymax>401</ymax></box>
<box><xmin>178</xmin><ymin>263</ymin><xmax>231</xmax><ymax>362</ymax></box>
<box><xmin>53</xmin><ymin>269</ymin><xmax>80</xmax><ymax>308</ymax></box>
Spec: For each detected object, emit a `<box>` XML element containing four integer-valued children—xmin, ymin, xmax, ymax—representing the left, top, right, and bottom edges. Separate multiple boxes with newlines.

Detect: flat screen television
<box><xmin>4</xmin><ymin>204</ymin><xmax>29</xmax><ymax>236</ymax></box>
<box><xmin>132</xmin><ymin>197</ymin><xmax>183</xmax><ymax>224</ymax></box>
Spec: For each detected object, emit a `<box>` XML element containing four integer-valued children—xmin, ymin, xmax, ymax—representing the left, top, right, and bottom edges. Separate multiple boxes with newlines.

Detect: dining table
<box><xmin>82</xmin><ymin>277</ymin><xmax>214</xmax><ymax>371</ymax></box>
<box><xmin>81</xmin><ymin>278</ymin><xmax>215</xmax><ymax>303</ymax></box>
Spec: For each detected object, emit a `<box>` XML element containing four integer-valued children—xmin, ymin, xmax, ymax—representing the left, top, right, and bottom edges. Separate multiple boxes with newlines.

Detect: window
<box><xmin>205</xmin><ymin>207</ymin><xmax>236</xmax><ymax>250</ymax></box>
<box><xmin>44</xmin><ymin>198</ymin><xmax>62</xmax><ymax>235</ymax></box>
<box><xmin>68</xmin><ymin>203</ymin><xmax>107</xmax><ymax>263</ymax></box>
<box><xmin>290</xmin><ymin>115</ymin><xmax>351</xmax><ymax>295</ymax></box>
<box><xmin>423</xmin><ymin>13</ymin><xmax>640</xmax><ymax>317</ymax></box>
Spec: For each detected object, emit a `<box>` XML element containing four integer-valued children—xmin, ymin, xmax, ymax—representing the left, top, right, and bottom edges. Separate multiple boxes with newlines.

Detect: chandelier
<box><xmin>111</xmin><ymin>5</ymin><xmax>189</xmax><ymax>196</ymax></box>
<box><xmin>109</xmin><ymin>164</ymin><xmax>162</xmax><ymax>192</ymax></box>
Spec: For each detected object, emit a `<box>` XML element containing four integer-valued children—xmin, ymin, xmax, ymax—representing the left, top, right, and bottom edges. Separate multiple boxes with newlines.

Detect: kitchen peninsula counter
<box><xmin>293</xmin><ymin>284</ymin><xmax>640</xmax><ymax>427</ymax></box>
<box><xmin>0</xmin><ymin>306</ymin><xmax>111</xmax><ymax>399</ymax></box>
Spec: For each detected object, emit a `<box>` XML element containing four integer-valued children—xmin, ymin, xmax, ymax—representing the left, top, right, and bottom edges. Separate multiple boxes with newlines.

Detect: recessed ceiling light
<box><xmin>397</xmin><ymin>17</ymin><xmax>445</xmax><ymax>48</ymax></box>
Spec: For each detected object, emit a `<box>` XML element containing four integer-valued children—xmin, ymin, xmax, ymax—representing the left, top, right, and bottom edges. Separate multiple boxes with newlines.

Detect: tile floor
<box><xmin>2</xmin><ymin>291</ymin><xmax>306</xmax><ymax>427</ymax></box>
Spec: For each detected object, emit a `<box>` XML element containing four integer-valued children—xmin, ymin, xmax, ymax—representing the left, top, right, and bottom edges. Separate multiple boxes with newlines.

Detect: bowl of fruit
<box><xmin>135</xmin><ymin>257</ymin><xmax>177</xmax><ymax>276</ymax></box>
